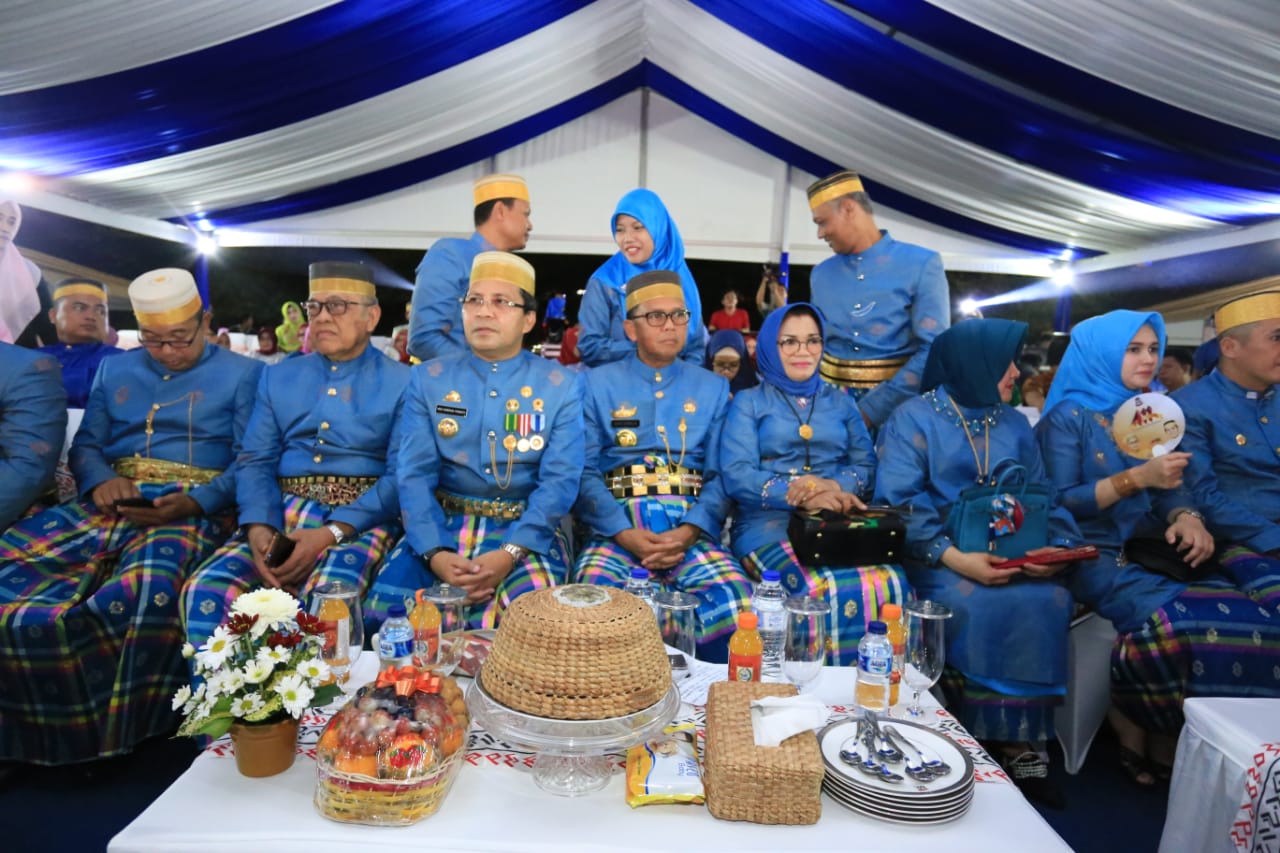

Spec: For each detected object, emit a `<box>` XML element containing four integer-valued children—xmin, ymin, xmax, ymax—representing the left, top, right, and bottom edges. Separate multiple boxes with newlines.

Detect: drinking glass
<box><xmin>901</xmin><ymin>600</ymin><xmax>951</xmax><ymax>718</ymax></box>
<box><xmin>653</xmin><ymin>590</ymin><xmax>698</xmax><ymax>670</ymax></box>
<box><xmin>420</xmin><ymin>583</ymin><xmax>468</xmax><ymax>676</ymax></box>
<box><xmin>308</xmin><ymin>581</ymin><xmax>363</xmax><ymax>689</ymax></box>
<box><xmin>783</xmin><ymin>595</ymin><xmax>829</xmax><ymax>692</ymax></box>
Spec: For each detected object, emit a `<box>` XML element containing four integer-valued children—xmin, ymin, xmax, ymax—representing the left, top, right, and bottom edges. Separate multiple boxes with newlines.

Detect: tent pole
<box><xmin>638</xmin><ymin>88</ymin><xmax>650</xmax><ymax>188</ymax></box>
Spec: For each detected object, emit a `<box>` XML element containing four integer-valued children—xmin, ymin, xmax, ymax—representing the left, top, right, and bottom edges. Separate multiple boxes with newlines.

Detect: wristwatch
<box><xmin>1173</xmin><ymin>509</ymin><xmax>1206</xmax><ymax>523</ymax></box>
<box><xmin>500</xmin><ymin>543</ymin><xmax>529</xmax><ymax>562</ymax></box>
<box><xmin>324</xmin><ymin>522</ymin><xmax>347</xmax><ymax>545</ymax></box>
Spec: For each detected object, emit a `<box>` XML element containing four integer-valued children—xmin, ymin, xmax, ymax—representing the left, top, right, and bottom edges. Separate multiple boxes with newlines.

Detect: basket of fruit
<box><xmin>314</xmin><ymin>665</ymin><xmax>469</xmax><ymax>825</ymax></box>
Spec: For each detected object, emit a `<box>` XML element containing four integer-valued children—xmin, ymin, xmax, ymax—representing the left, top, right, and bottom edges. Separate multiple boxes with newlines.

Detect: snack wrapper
<box><xmin>625</xmin><ymin>724</ymin><xmax>705</xmax><ymax>807</ymax></box>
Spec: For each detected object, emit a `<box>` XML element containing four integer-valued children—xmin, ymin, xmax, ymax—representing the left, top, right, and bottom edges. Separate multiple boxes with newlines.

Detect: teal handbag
<box><xmin>946</xmin><ymin>458</ymin><xmax>1050</xmax><ymax>558</ymax></box>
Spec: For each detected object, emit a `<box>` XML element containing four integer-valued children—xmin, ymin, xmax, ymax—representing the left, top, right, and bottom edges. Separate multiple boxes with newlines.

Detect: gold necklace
<box><xmin>779</xmin><ymin>388</ymin><xmax>818</xmax><ymax>471</ymax></box>
<box><xmin>487</xmin><ymin>430</ymin><xmax>516</xmax><ymax>490</ymax></box>
<box><xmin>950</xmin><ymin>398</ymin><xmax>990</xmax><ymax>483</ymax></box>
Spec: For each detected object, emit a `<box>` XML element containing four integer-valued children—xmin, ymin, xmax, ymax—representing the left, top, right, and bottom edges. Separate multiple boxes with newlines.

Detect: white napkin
<box><xmin>749</xmin><ymin>694</ymin><xmax>830</xmax><ymax>747</ymax></box>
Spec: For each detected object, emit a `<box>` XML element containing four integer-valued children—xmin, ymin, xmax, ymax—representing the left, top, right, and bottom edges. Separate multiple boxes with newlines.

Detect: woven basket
<box><xmin>480</xmin><ymin>585</ymin><xmax>671</xmax><ymax>720</ymax></box>
<box><xmin>315</xmin><ymin>750</ymin><xmax>463</xmax><ymax>826</ymax></box>
<box><xmin>703</xmin><ymin>681</ymin><xmax>824</xmax><ymax>825</ymax></box>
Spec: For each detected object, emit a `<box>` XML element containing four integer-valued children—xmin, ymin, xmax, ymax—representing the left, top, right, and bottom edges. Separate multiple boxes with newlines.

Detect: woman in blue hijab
<box><xmin>721</xmin><ymin>303</ymin><xmax>906</xmax><ymax>666</ymax></box>
<box><xmin>705</xmin><ymin>329</ymin><xmax>757</xmax><ymax>397</ymax></box>
<box><xmin>578</xmin><ymin>189</ymin><xmax>707</xmax><ymax>367</ymax></box>
<box><xmin>1037</xmin><ymin>310</ymin><xmax>1280</xmax><ymax>785</ymax></box>
<box><xmin>875</xmin><ymin>318</ymin><xmax>1084</xmax><ymax>807</ymax></box>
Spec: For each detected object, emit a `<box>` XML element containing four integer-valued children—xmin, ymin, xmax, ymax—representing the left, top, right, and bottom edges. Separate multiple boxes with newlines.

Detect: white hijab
<box><xmin>0</xmin><ymin>200</ymin><xmax>42</xmax><ymax>344</ymax></box>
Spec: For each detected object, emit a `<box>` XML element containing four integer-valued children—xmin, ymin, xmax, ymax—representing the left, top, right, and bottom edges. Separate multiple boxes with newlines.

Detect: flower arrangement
<box><xmin>174</xmin><ymin>588</ymin><xmax>344</xmax><ymax>739</ymax></box>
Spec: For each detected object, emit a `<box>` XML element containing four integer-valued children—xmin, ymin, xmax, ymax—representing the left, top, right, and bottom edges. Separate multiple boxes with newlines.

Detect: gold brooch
<box><xmin>444</xmin><ymin>390</ymin><xmax>462</xmax><ymax>403</ymax></box>
<box><xmin>616</xmin><ymin>429</ymin><xmax>638</xmax><ymax>447</ymax></box>
<box><xmin>438</xmin><ymin>418</ymin><xmax>459</xmax><ymax>438</ymax></box>
<box><xmin>612</xmin><ymin>403</ymin><xmax>637</xmax><ymax>418</ymax></box>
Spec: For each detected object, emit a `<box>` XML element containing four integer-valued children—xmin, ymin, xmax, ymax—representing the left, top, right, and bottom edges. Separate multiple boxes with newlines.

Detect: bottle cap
<box><xmin>738</xmin><ymin>612</ymin><xmax>758</xmax><ymax>629</ymax></box>
<box><xmin>881</xmin><ymin>604</ymin><xmax>902</xmax><ymax>620</ymax></box>
<box><xmin>868</xmin><ymin>620</ymin><xmax>887</xmax><ymax>634</ymax></box>
<box><xmin>761</xmin><ymin>569</ymin><xmax>781</xmax><ymax>583</ymax></box>
<box><xmin>629</xmin><ymin>567</ymin><xmax>651</xmax><ymax>581</ymax></box>
<box><xmin>388</xmin><ymin>604</ymin><xmax>407</xmax><ymax>618</ymax></box>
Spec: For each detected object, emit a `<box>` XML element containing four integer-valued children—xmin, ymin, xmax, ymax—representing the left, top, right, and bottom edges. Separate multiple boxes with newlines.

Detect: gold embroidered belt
<box><xmin>436</xmin><ymin>491</ymin><xmax>527</xmax><ymax>519</ymax></box>
<box><xmin>605</xmin><ymin>464</ymin><xmax>703</xmax><ymax>499</ymax></box>
<box><xmin>113</xmin><ymin>457</ymin><xmax>221</xmax><ymax>486</ymax></box>
<box><xmin>279</xmin><ymin>475</ymin><xmax>378</xmax><ymax>507</ymax></box>
<box><xmin>820</xmin><ymin>353</ymin><xmax>908</xmax><ymax>389</ymax></box>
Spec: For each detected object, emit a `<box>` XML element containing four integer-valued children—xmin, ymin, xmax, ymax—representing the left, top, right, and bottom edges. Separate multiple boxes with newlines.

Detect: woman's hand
<box><xmin>941</xmin><ymin>547</ymin><xmax>1021</xmax><ymax>586</ymax></box>
<box><xmin>799</xmin><ymin>490</ymin><xmax>863</xmax><ymax>513</ymax></box>
<box><xmin>1134</xmin><ymin>452</ymin><xmax>1190</xmax><ymax>490</ymax></box>
<box><xmin>785</xmin><ymin>475</ymin><xmax>839</xmax><ymax>506</ymax></box>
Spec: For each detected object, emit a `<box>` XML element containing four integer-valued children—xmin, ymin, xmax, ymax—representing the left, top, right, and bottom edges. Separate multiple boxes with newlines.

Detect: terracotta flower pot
<box><xmin>229</xmin><ymin>717</ymin><xmax>300</xmax><ymax>777</ymax></box>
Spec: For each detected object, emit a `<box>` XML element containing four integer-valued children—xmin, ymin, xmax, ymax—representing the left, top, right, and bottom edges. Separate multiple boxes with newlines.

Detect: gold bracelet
<box><xmin>1110</xmin><ymin>471</ymin><xmax>1140</xmax><ymax>498</ymax></box>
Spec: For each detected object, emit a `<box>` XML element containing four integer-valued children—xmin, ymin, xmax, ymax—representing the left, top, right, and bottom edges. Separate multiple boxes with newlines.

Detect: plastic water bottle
<box><xmin>377</xmin><ymin>604</ymin><xmax>414</xmax><ymax>668</ymax></box>
<box><xmin>625</xmin><ymin>568</ymin><xmax>660</xmax><ymax>621</ymax></box>
<box><xmin>855</xmin><ymin>621</ymin><xmax>893</xmax><ymax>714</ymax></box>
<box><xmin>752</xmin><ymin>570</ymin><xmax>787</xmax><ymax>681</ymax></box>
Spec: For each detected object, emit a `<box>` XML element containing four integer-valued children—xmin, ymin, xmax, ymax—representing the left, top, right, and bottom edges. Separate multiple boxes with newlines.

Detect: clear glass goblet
<box><xmin>902</xmin><ymin>600</ymin><xmax>951</xmax><ymax>718</ymax></box>
<box><xmin>783</xmin><ymin>595</ymin><xmax>829</xmax><ymax>692</ymax></box>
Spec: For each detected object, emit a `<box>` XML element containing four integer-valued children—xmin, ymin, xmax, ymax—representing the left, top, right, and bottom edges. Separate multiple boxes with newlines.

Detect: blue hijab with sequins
<box><xmin>757</xmin><ymin>303</ymin><xmax>826</xmax><ymax>398</ymax></box>
<box><xmin>922</xmin><ymin>318</ymin><xmax>1028</xmax><ymax>408</ymax></box>
<box><xmin>1044</xmin><ymin>310</ymin><xmax>1166</xmax><ymax>414</ymax></box>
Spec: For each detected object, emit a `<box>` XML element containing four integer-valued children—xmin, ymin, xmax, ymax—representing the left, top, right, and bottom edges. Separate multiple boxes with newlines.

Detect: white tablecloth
<box><xmin>110</xmin><ymin>659</ymin><xmax>1069</xmax><ymax>853</ymax></box>
<box><xmin>1161</xmin><ymin>698</ymin><xmax>1280</xmax><ymax>853</ymax></box>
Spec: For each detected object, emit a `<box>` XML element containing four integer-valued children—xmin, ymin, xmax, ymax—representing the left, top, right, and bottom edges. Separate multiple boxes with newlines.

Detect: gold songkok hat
<box><xmin>1215</xmin><ymin>291</ymin><xmax>1280</xmax><ymax>334</ymax></box>
<box><xmin>53</xmin><ymin>277</ymin><xmax>109</xmax><ymax>303</ymax></box>
<box><xmin>470</xmin><ymin>251</ymin><xmax>535</xmax><ymax>296</ymax></box>
<box><xmin>807</xmin><ymin>170</ymin><xmax>866</xmax><ymax>211</ymax></box>
<box><xmin>625</xmin><ymin>270</ymin><xmax>684</xmax><ymax>313</ymax></box>
<box><xmin>129</xmin><ymin>268</ymin><xmax>202</xmax><ymax>325</ymax></box>
<box><xmin>473</xmin><ymin>173</ymin><xmax>529</xmax><ymax>207</ymax></box>
<box><xmin>309</xmin><ymin>261</ymin><xmax>375</xmax><ymax>298</ymax></box>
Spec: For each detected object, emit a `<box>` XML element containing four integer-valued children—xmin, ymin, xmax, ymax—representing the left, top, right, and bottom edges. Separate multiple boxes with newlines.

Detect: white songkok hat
<box><xmin>129</xmin><ymin>268</ymin><xmax>203</xmax><ymax>325</ymax></box>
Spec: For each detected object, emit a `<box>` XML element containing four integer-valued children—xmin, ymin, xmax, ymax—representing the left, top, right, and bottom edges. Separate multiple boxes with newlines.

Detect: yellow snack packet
<box><xmin>625</xmin><ymin>724</ymin><xmax>705</xmax><ymax>807</ymax></box>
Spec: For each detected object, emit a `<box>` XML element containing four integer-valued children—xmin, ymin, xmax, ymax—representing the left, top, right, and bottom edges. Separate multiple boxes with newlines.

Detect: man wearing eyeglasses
<box><xmin>37</xmin><ymin>277</ymin><xmax>123</xmax><ymax>408</ymax></box>
<box><xmin>182</xmin><ymin>262</ymin><xmax>410</xmax><ymax>647</ymax></box>
<box><xmin>407</xmin><ymin>173</ymin><xmax>533</xmax><ymax>362</ymax></box>
<box><xmin>574</xmin><ymin>270</ymin><xmax>752</xmax><ymax>662</ymax></box>
<box><xmin>0</xmin><ymin>268</ymin><xmax>261</xmax><ymax>768</ymax></box>
<box><xmin>807</xmin><ymin>170</ymin><xmax>951</xmax><ymax>429</ymax></box>
<box><xmin>368</xmin><ymin>252</ymin><xmax>584</xmax><ymax>632</ymax></box>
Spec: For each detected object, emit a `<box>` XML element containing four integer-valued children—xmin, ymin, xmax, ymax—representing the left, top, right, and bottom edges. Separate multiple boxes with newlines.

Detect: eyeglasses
<box><xmin>459</xmin><ymin>295</ymin><xmax>529</xmax><ymax>313</ymax></box>
<box><xmin>630</xmin><ymin>309</ymin><xmax>691</xmax><ymax>327</ymax></box>
<box><xmin>139</xmin><ymin>326</ymin><xmax>203</xmax><ymax>351</ymax></box>
<box><xmin>712</xmin><ymin>359</ymin><xmax>741</xmax><ymax>371</ymax></box>
<box><xmin>778</xmin><ymin>336</ymin><xmax>823</xmax><ymax>354</ymax></box>
<box><xmin>303</xmin><ymin>299</ymin><xmax>370</xmax><ymax>318</ymax></box>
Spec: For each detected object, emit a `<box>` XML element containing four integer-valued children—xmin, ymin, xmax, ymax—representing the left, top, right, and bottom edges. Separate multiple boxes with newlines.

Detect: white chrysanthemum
<box><xmin>182</xmin><ymin>683</ymin><xmax>206</xmax><ymax>716</ymax></box>
<box><xmin>273</xmin><ymin>674</ymin><xmax>314</xmax><ymax>717</ymax></box>
<box><xmin>242</xmin><ymin>659</ymin><xmax>274</xmax><ymax>684</ymax></box>
<box><xmin>171</xmin><ymin>685</ymin><xmax>192</xmax><ymax>711</ymax></box>
<box><xmin>196</xmin><ymin>626</ymin><xmax>234</xmax><ymax>670</ymax></box>
<box><xmin>256</xmin><ymin>645</ymin><xmax>289</xmax><ymax>667</ymax></box>
<box><xmin>223</xmin><ymin>669</ymin><xmax>246</xmax><ymax>693</ymax></box>
<box><xmin>203</xmin><ymin>671</ymin><xmax>226</xmax><ymax>700</ymax></box>
<box><xmin>181</xmin><ymin>643</ymin><xmax>196</xmax><ymax>659</ymax></box>
<box><xmin>230</xmin><ymin>589</ymin><xmax>299</xmax><ymax>637</ymax></box>
<box><xmin>230</xmin><ymin>692</ymin><xmax>266</xmax><ymax>717</ymax></box>
<box><xmin>296</xmin><ymin>656</ymin><xmax>331</xmax><ymax>685</ymax></box>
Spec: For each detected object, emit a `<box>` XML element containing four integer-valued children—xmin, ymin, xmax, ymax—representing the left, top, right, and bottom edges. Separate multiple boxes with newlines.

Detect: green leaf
<box><xmin>311</xmin><ymin>683</ymin><xmax>343</xmax><ymax>708</ymax></box>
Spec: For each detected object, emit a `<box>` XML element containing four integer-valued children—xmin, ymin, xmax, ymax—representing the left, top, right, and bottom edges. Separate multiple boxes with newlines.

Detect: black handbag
<box><xmin>787</xmin><ymin>507</ymin><xmax>908</xmax><ymax>568</ymax></box>
<box><xmin>1124</xmin><ymin>536</ymin><xmax>1220</xmax><ymax>583</ymax></box>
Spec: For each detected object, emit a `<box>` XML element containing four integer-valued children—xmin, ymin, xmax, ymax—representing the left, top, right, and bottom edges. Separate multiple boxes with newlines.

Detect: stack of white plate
<box><xmin>818</xmin><ymin>718</ymin><xmax>976</xmax><ymax>825</ymax></box>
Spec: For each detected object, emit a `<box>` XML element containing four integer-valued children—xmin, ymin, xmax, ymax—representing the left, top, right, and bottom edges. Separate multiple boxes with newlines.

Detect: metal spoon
<box><xmin>881</xmin><ymin>725</ymin><xmax>936</xmax><ymax>782</ymax></box>
<box><xmin>838</xmin><ymin>738</ymin><xmax>883</xmax><ymax>778</ymax></box>
<box><xmin>884</xmin><ymin>724</ymin><xmax>952</xmax><ymax>777</ymax></box>
<box><xmin>864</xmin><ymin>711</ymin><xmax>904</xmax><ymax>764</ymax></box>
<box><xmin>861</xmin><ymin>720</ymin><xmax>905</xmax><ymax>783</ymax></box>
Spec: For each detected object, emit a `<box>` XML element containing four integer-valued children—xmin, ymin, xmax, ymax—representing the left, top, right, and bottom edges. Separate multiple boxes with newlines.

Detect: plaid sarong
<box><xmin>0</xmin><ymin>484</ymin><xmax>226</xmax><ymax>764</ymax></box>
<box><xmin>741</xmin><ymin>539</ymin><xmax>910</xmax><ymax>667</ymax></box>
<box><xmin>181</xmin><ymin>492</ymin><xmax>398</xmax><ymax>648</ymax></box>
<box><xmin>365</xmin><ymin>513</ymin><xmax>571</xmax><ymax>637</ymax></box>
<box><xmin>574</xmin><ymin>495</ymin><xmax>751</xmax><ymax>663</ymax></box>
<box><xmin>1220</xmin><ymin>546</ymin><xmax>1280</xmax><ymax>611</ymax></box>
<box><xmin>1111</xmin><ymin>577</ymin><xmax>1280</xmax><ymax>734</ymax></box>
<box><xmin>938</xmin><ymin>669</ymin><xmax>1059</xmax><ymax>743</ymax></box>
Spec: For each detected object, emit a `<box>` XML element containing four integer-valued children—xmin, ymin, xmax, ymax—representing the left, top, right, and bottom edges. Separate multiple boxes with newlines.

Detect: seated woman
<box><xmin>1037</xmin><ymin>310</ymin><xmax>1280</xmax><ymax>784</ymax></box>
<box><xmin>721</xmin><ymin>304</ymin><xmax>907</xmax><ymax>666</ymax></box>
<box><xmin>875</xmin><ymin>319</ymin><xmax>1081</xmax><ymax>807</ymax></box>
<box><xmin>705</xmin><ymin>328</ymin><xmax>757</xmax><ymax>398</ymax></box>
<box><xmin>577</xmin><ymin>188</ymin><xmax>707</xmax><ymax>367</ymax></box>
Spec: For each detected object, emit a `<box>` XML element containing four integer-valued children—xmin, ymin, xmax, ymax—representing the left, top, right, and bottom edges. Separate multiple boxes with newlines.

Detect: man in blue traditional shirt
<box><xmin>807</xmin><ymin>170</ymin><xmax>951</xmax><ymax>428</ymax></box>
<box><xmin>368</xmin><ymin>251</ymin><xmax>584</xmax><ymax>632</ymax></box>
<box><xmin>1174</xmin><ymin>291</ymin><xmax>1280</xmax><ymax>556</ymax></box>
<box><xmin>574</xmin><ymin>270</ymin><xmax>752</xmax><ymax>662</ymax></box>
<box><xmin>408</xmin><ymin>173</ymin><xmax>532</xmax><ymax>362</ymax></box>
<box><xmin>0</xmin><ymin>268</ymin><xmax>261</xmax><ymax>768</ymax></box>
<box><xmin>183</xmin><ymin>262</ymin><xmax>411</xmax><ymax>647</ymax></box>
<box><xmin>37</xmin><ymin>277</ymin><xmax>123</xmax><ymax>408</ymax></box>
<box><xmin>0</xmin><ymin>342</ymin><xmax>66</xmax><ymax>531</ymax></box>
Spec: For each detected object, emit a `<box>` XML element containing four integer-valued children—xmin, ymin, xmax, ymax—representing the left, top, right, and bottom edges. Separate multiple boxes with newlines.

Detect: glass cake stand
<box><xmin>466</xmin><ymin>677</ymin><xmax>682</xmax><ymax>797</ymax></box>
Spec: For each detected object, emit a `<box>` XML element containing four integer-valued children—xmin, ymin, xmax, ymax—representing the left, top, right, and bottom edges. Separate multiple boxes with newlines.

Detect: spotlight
<box><xmin>0</xmin><ymin>171</ymin><xmax>36</xmax><ymax>195</ymax></box>
<box><xmin>195</xmin><ymin>234</ymin><xmax>218</xmax><ymax>256</ymax></box>
<box><xmin>959</xmin><ymin>298</ymin><xmax>979</xmax><ymax>316</ymax></box>
<box><xmin>1051</xmin><ymin>260</ymin><xmax>1074</xmax><ymax>288</ymax></box>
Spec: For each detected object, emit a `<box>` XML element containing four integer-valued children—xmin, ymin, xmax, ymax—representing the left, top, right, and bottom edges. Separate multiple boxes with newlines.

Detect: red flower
<box><xmin>296</xmin><ymin>611</ymin><xmax>325</xmax><ymax>635</ymax></box>
<box><xmin>225</xmin><ymin>613</ymin><xmax>258</xmax><ymax>636</ymax></box>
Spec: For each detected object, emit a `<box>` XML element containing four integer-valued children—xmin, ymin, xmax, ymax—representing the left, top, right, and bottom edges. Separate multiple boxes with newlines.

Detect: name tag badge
<box><xmin>611</xmin><ymin>418</ymin><xmax>641</xmax><ymax>428</ymax></box>
<box><xmin>436</xmin><ymin>404</ymin><xmax>468</xmax><ymax>417</ymax></box>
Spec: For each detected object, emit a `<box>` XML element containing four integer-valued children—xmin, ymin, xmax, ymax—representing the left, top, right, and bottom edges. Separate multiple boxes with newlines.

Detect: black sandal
<box><xmin>1118</xmin><ymin>745</ymin><xmax>1156</xmax><ymax>787</ymax></box>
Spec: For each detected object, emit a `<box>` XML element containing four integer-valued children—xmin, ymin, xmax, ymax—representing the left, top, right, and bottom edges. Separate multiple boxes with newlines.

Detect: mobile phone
<box><xmin>264</xmin><ymin>530</ymin><xmax>297</xmax><ymax>568</ymax></box>
<box><xmin>114</xmin><ymin>497</ymin><xmax>157</xmax><ymax>509</ymax></box>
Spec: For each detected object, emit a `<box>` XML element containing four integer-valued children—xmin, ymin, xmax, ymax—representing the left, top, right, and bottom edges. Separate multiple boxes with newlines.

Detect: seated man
<box><xmin>0</xmin><ymin>342</ymin><xmax>66</xmax><ymax>530</ymax></box>
<box><xmin>0</xmin><ymin>269</ymin><xmax>260</xmax><ymax>768</ymax></box>
<box><xmin>574</xmin><ymin>270</ymin><xmax>752</xmax><ymax>662</ymax></box>
<box><xmin>367</xmin><ymin>252</ymin><xmax>584</xmax><ymax>632</ymax></box>
<box><xmin>183</xmin><ymin>263</ymin><xmax>410</xmax><ymax>647</ymax></box>
<box><xmin>38</xmin><ymin>278</ymin><xmax>123</xmax><ymax>407</ymax></box>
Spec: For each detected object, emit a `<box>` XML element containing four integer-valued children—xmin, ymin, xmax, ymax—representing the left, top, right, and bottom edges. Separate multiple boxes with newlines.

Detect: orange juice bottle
<box><xmin>316</xmin><ymin>596</ymin><xmax>350</xmax><ymax>685</ymax></box>
<box><xmin>880</xmin><ymin>604</ymin><xmax>906</xmax><ymax>707</ymax></box>
<box><xmin>727</xmin><ymin>612</ymin><xmax>763</xmax><ymax>682</ymax></box>
<box><xmin>410</xmin><ymin>589</ymin><xmax>441</xmax><ymax>669</ymax></box>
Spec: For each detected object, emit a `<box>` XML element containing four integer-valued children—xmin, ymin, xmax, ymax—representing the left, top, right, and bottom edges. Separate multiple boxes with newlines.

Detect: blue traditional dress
<box><xmin>38</xmin><ymin>340</ymin><xmax>124</xmax><ymax>408</ymax></box>
<box><xmin>0</xmin><ymin>343</ymin><xmax>260</xmax><ymax>764</ymax></box>
<box><xmin>367</xmin><ymin>351</ymin><xmax>584</xmax><ymax>633</ymax></box>
<box><xmin>721</xmin><ymin>304</ymin><xmax>907</xmax><ymax>666</ymax></box>
<box><xmin>0</xmin><ymin>343</ymin><xmax>66</xmax><ymax>530</ymax></box>
<box><xmin>408</xmin><ymin>232</ymin><xmax>493</xmax><ymax>362</ymax></box>
<box><xmin>578</xmin><ymin>189</ymin><xmax>708</xmax><ymax>368</ymax></box>
<box><xmin>810</xmin><ymin>230</ymin><xmax>950</xmax><ymax>427</ymax></box>
<box><xmin>875</xmin><ymin>320</ymin><xmax>1078</xmax><ymax>744</ymax></box>
<box><xmin>1041</xmin><ymin>311</ymin><xmax>1280</xmax><ymax>733</ymax></box>
<box><xmin>182</xmin><ymin>346</ymin><xmax>410</xmax><ymax>647</ymax></box>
